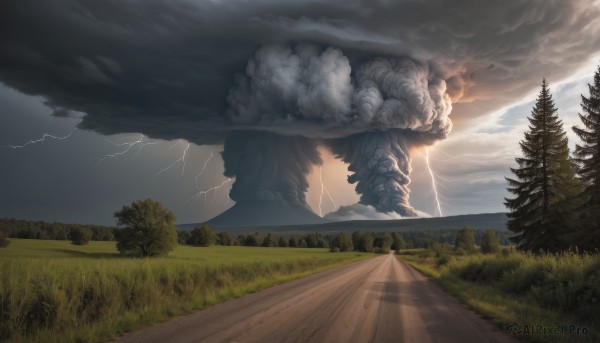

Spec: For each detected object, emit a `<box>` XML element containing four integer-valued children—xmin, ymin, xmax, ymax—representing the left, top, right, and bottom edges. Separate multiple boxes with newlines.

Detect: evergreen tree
<box><xmin>572</xmin><ymin>65</ymin><xmax>600</xmax><ymax>251</ymax></box>
<box><xmin>505</xmin><ymin>80</ymin><xmax>578</xmax><ymax>252</ymax></box>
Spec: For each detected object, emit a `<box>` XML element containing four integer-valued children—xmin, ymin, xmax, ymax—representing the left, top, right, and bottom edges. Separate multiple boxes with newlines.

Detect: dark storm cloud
<box><xmin>222</xmin><ymin>131</ymin><xmax>321</xmax><ymax>208</ymax></box>
<box><xmin>1</xmin><ymin>0</ymin><xmax>599</xmax><ymax>218</ymax></box>
<box><xmin>327</xmin><ymin>130</ymin><xmax>418</xmax><ymax>216</ymax></box>
<box><xmin>1</xmin><ymin>0</ymin><xmax>599</xmax><ymax>141</ymax></box>
<box><xmin>226</xmin><ymin>43</ymin><xmax>452</xmax><ymax>139</ymax></box>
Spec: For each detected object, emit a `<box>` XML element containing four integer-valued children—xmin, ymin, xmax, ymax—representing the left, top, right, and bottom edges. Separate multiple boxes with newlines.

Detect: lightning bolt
<box><xmin>93</xmin><ymin>134</ymin><xmax>157</xmax><ymax>162</ymax></box>
<box><xmin>5</xmin><ymin>131</ymin><xmax>73</xmax><ymax>149</ymax></box>
<box><xmin>424</xmin><ymin>147</ymin><xmax>443</xmax><ymax>217</ymax></box>
<box><xmin>154</xmin><ymin>140</ymin><xmax>190</xmax><ymax>178</ymax></box>
<box><xmin>195</xmin><ymin>150</ymin><xmax>214</xmax><ymax>183</ymax></box>
<box><xmin>188</xmin><ymin>150</ymin><xmax>233</xmax><ymax>206</ymax></box>
<box><xmin>318</xmin><ymin>166</ymin><xmax>337</xmax><ymax>217</ymax></box>
<box><xmin>190</xmin><ymin>178</ymin><xmax>232</xmax><ymax>205</ymax></box>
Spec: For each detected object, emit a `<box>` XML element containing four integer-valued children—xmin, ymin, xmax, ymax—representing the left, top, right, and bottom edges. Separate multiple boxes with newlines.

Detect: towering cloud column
<box><xmin>221</xmin><ymin>131</ymin><xmax>321</xmax><ymax>209</ymax></box>
<box><xmin>226</xmin><ymin>44</ymin><xmax>453</xmax><ymax>218</ymax></box>
<box><xmin>328</xmin><ymin>129</ymin><xmax>417</xmax><ymax>216</ymax></box>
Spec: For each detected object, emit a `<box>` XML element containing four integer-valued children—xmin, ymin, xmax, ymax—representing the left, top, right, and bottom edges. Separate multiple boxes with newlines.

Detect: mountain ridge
<box><xmin>179</xmin><ymin>212</ymin><xmax>508</xmax><ymax>235</ymax></box>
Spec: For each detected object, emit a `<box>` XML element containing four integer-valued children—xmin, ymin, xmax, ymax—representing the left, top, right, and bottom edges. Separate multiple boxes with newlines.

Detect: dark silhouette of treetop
<box><xmin>505</xmin><ymin>80</ymin><xmax>578</xmax><ymax>252</ymax></box>
<box><xmin>572</xmin><ymin>65</ymin><xmax>600</xmax><ymax>250</ymax></box>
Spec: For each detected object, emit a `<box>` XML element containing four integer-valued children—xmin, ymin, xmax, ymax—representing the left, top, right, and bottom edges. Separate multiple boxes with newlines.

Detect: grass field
<box><xmin>0</xmin><ymin>239</ymin><xmax>373</xmax><ymax>343</ymax></box>
<box><xmin>398</xmin><ymin>249</ymin><xmax>600</xmax><ymax>342</ymax></box>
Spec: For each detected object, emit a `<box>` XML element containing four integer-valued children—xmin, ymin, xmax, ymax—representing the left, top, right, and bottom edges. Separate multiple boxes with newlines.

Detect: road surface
<box><xmin>114</xmin><ymin>254</ymin><xmax>514</xmax><ymax>343</ymax></box>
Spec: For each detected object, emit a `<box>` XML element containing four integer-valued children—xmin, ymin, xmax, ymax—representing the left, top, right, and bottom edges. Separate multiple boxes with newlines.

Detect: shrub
<box><xmin>330</xmin><ymin>247</ymin><xmax>341</xmax><ymax>253</ymax></box>
<box><xmin>70</xmin><ymin>227</ymin><xmax>92</xmax><ymax>245</ymax></box>
<box><xmin>446</xmin><ymin>254</ymin><xmax>523</xmax><ymax>284</ymax></box>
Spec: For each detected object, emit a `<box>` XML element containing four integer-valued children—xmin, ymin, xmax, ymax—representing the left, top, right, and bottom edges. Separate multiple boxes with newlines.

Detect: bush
<box><xmin>70</xmin><ymin>227</ymin><xmax>92</xmax><ymax>245</ymax></box>
<box><xmin>330</xmin><ymin>247</ymin><xmax>340</xmax><ymax>253</ymax></box>
<box><xmin>446</xmin><ymin>254</ymin><xmax>524</xmax><ymax>284</ymax></box>
<box><xmin>113</xmin><ymin>198</ymin><xmax>178</xmax><ymax>257</ymax></box>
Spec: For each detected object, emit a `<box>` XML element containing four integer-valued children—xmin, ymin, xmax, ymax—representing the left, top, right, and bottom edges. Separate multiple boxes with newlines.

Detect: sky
<box><xmin>1</xmin><ymin>0</ymin><xmax>600</xmax><ymax>226</ymax></box>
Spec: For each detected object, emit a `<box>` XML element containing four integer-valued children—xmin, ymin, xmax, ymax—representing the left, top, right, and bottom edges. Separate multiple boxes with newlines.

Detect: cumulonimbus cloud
<box><xmin>1</xmin><ymin>0</ymin><xmax>599</xmax><ymax>218</ymax></box>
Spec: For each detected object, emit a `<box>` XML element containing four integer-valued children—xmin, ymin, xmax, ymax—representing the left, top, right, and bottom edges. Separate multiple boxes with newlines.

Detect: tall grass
<box><xmin>398</xmin><ymin>249</ymin><xmax>600</xmax><ymax>342</ymax></box>
<box><xmin>0</xmin><ymin>239</ymin><xmax>371</xmax><ymax>342</ymax></box>
<box><xmin>444</xmin><ymin>251</ymin><xmax>600</xmax><ymax>321</ymax></box>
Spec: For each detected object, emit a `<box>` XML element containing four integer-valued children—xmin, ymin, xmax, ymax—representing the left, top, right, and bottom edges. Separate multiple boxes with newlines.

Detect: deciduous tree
<box><xmin>330</xmin><ymin>232</ymin><xmax>353</xmax><ymax>252</ymax></box>
<box><xmin>455</xmin><ymin>226</ymin><xmax>476</xmax><ymax>254</ymax></box>
<box><xmin>187</xmin><ymin>225</ymin><xmax>217</xmax><ymax>247</ymax></box>
<box><xmin>113</xmin><ymin>198</ymin><xmax>177</xmax><ymax>257</ymax></box>
<box><xmin>480</xmin><ymin>230</ymin><xmax>500</xmax><ymax>254</ymax></box>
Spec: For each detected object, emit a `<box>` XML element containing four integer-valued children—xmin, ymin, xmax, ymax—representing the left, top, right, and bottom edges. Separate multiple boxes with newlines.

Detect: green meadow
<box><xmin>0</xmin><ymin>239</ymin><xmax>373</xmax><ymax>343</ymax></box>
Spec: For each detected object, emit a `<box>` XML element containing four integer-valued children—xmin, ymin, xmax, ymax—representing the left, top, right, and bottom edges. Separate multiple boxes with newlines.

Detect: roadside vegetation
<box><xmin>0</xmin><ymin>239</ymin><xmax>372</xmax><ymax>343</ymax></box>
<box><xmin>398</xmin><ymin>230</ymin><xmax>600</xmax><ymax>342</ymax></box>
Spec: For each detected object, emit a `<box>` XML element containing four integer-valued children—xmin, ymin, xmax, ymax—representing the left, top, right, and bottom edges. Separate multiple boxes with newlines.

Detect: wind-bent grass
<box><xmin>398</xmin><ymin>250</ymin><xmax>600</xmax><ymax>343</ymax></box>
<box><xmin>0</xmin><ymin>239</ymin><xmax>373</xmax><ymax>343</ymax></box>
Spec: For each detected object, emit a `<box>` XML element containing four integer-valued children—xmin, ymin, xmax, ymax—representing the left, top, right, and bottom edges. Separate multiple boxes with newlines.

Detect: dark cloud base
<box><xmin>2</xmin><ymin>0</ymin><xmax>599</xmax><ymax>219</ymax></box>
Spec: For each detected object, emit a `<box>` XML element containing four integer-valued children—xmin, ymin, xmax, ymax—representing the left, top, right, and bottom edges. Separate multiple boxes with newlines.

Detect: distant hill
<box><xmin>206</xmin><ymin>200</ymin><xmax>327</xmax><ymax>228</ymax></box>
<box><xmin>179</xmin><ymin>212</ymin><xmax>508</xmax><ymax>236</ymax></box>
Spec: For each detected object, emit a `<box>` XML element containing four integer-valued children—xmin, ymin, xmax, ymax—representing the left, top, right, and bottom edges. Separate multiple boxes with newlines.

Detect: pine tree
<box><xmin>572</xmin><ymin>65</ymin><xmax>600</xmax><ymax>251</ymax></box>
<box><xmin>505</xmin><ymin>80</ymin><xmax>579</xmax><ymax>252</ymax></box>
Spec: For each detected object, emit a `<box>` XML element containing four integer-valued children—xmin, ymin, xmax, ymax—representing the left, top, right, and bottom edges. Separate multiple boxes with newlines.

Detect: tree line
<box><xmin>0</xmin><ymin>198</ymin><xmax>509</xmax><ymax>255</ymax></box>
<box><xmin>505</xmin><ymin>65</ymin><xmax>600</xmax><ymax>253</ymax></box>
<box><xmin>0</xmin><ymin>217</ymin><xmax>115</xmax><ymax>242</ymax></box>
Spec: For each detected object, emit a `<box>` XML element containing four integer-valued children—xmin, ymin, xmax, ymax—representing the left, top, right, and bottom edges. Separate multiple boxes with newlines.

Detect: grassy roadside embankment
<box><xmin>398</xmin><ymin>248</ymin><xmax>600</xmax><ymax>343</ymax></box>
<box><xmin>0</xmin><ymin>239</ymin><xmax>373</xmax><ymax>343</ymax></box>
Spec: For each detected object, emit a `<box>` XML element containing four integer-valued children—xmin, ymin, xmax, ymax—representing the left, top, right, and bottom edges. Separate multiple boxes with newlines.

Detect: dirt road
<box><xmin>114</xmin><ymin>254</ymin><xmax>514</xmax><ymax>343</ymax></box>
